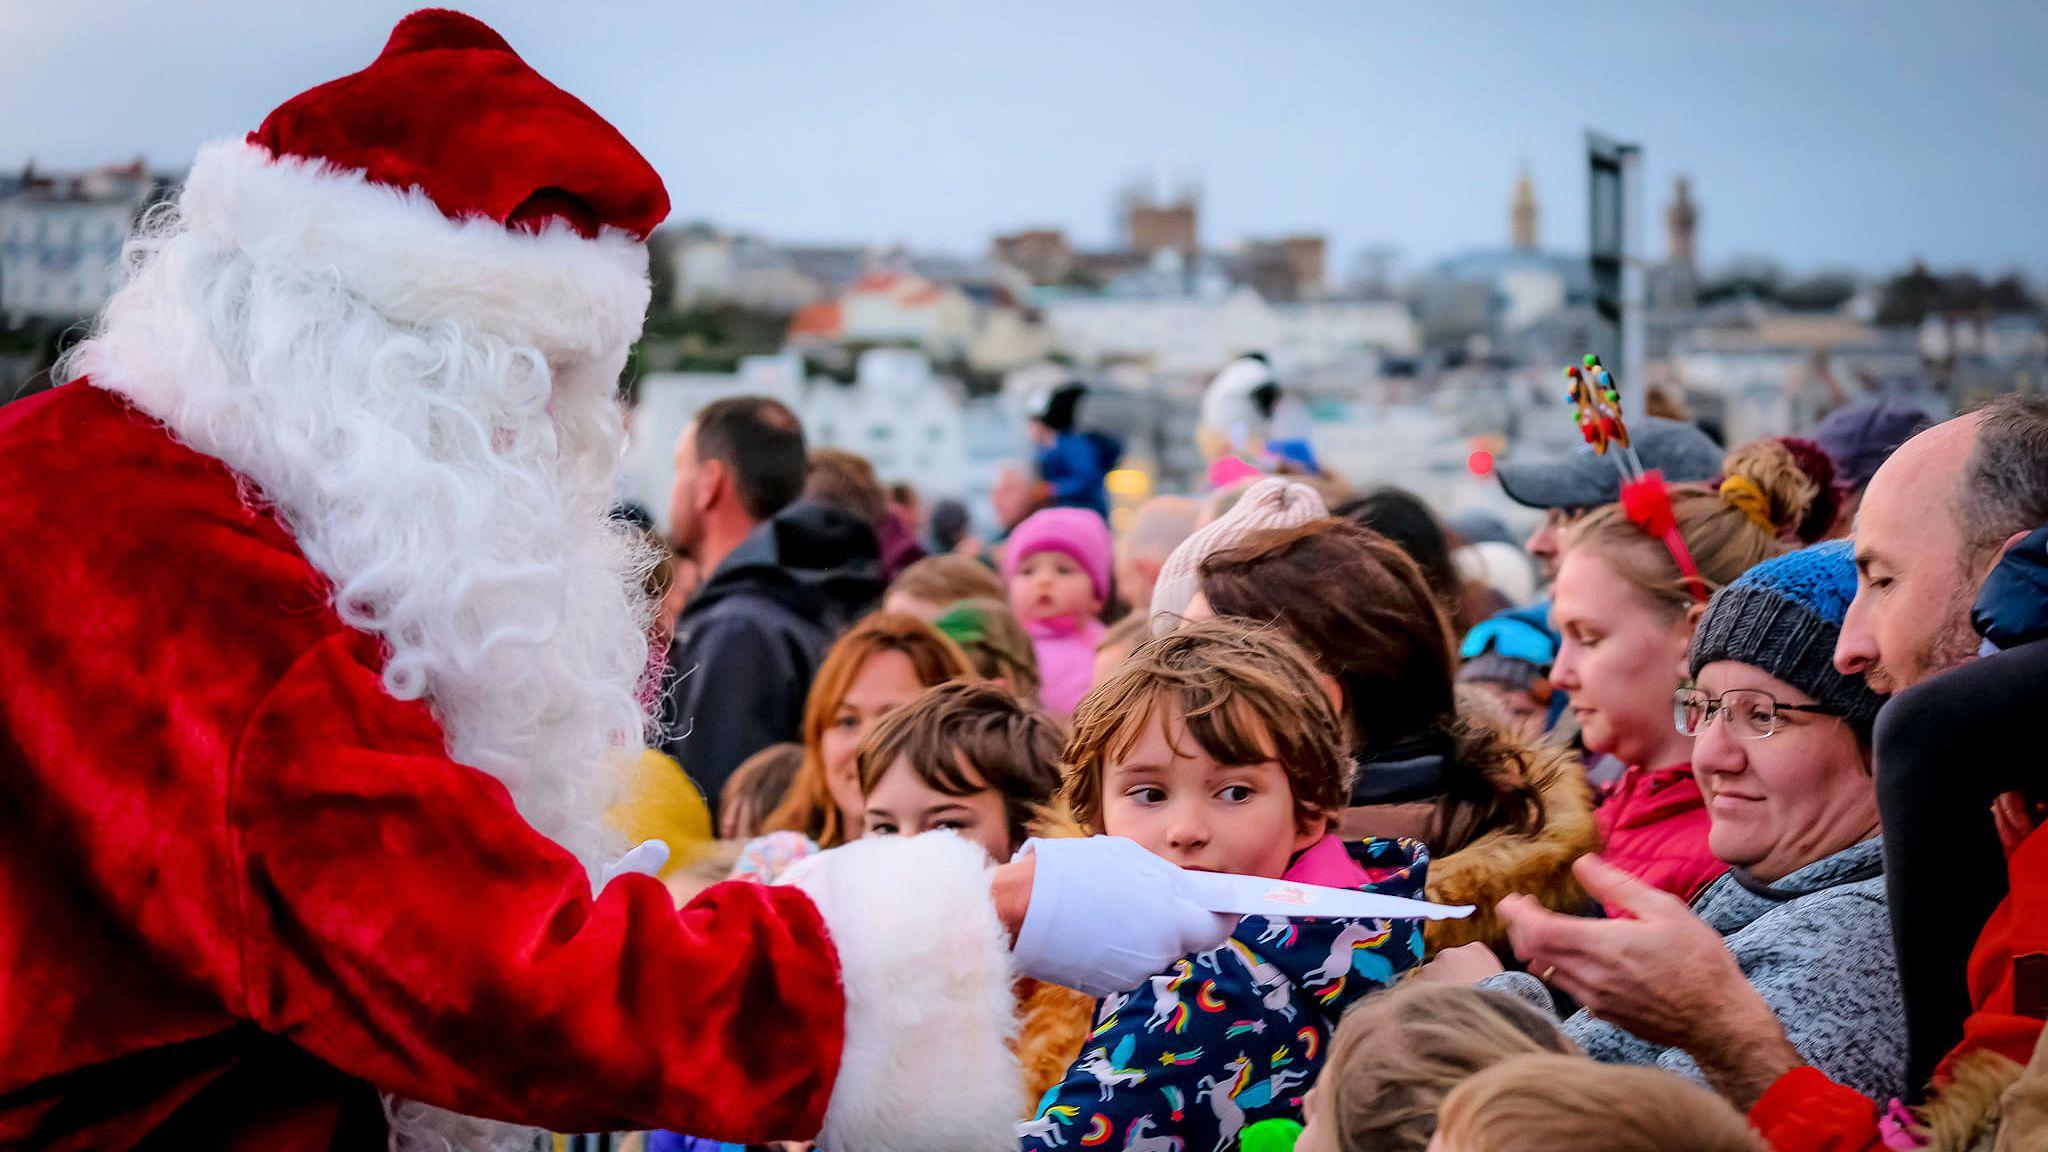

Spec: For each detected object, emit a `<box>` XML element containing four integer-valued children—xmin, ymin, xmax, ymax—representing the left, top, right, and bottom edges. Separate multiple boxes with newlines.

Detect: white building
<box><xmin>621</xmin><ymin>349</ymin><xmax>1013</xmax><ymax>536</ymax></box>
<box><xmin>0</xmin><ymin>161</ymin><xmax>170</xmax><ymax>324</ymax></box>
<box><xmin>1040</xmin><ymin>284</ymin><xmax>1417</xmax><ymax>373</ymax></box>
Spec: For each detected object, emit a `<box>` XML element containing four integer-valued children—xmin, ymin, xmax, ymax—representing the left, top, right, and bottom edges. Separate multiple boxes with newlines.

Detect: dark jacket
<box><xmin>659</xmin><ymin>501</ymin><xmax>881</xmax><ymax>811</ymax></box>
<box><xmin>1037</xmin><ymin>430</ymin><xmax>1122</xmax><ymax>519</ymax></box>
<box><xmin>1974</xmin><ymin>524</ymin><xmax>2048</xmax><ymax>651</ymax></box>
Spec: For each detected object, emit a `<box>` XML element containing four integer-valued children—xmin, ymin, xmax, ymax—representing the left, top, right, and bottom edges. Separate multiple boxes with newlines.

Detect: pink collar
<box><xmin>1283</xmin><ymin>833</ymin><xmax>1371</xmax><ymax>889</ymax></box>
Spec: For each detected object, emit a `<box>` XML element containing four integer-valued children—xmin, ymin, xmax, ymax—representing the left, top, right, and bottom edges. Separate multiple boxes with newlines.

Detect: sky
<box><xmin>5</xmin><ymin>0</ymin><xmax>2045</xmax><ymax>281</ymax></box>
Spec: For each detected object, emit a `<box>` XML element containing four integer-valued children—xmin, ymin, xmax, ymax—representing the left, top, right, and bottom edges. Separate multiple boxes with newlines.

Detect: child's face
<box><xmin>1296</xmin><ymin>1083</ymin><xmax>1337</xmax><ymax>1152</ymax></box>
<box><xmin>1100</xmin><ymin>706</ymin><xmax>1324</xmax><ymax>878</ymax></box>
<box><xmin>862</xmin><ymin>755</ymin><xmax>1015</xmax><ymax>862</ymax></box>
<box><xmin>1011</xmin><ymin>550</ymin><xmax>1100</xmax><ymax>625</ymax></box>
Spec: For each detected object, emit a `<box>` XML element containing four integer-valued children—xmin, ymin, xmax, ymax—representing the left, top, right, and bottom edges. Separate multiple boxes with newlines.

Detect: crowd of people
<box><xmin>5</xmin><ymin>12</ymin><xmax>2048</xmax><ymax>1152</ymax></box>
<box><xmin>619</xmin><ymin>363</ymin><xmax>2048</xmax><ymax>1152</ymax></box>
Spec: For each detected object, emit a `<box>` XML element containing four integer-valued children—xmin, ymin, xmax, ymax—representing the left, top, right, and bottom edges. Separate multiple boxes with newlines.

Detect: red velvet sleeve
<box><xmin>1747</xmin><ymin>1066</ymin><xmax>1882</xmax><ymax>1152</ymax></box>
<box><xmin>226</xmin><ymin>631</ymin><xmax>845</xmax><ymax>1139</ymax></box>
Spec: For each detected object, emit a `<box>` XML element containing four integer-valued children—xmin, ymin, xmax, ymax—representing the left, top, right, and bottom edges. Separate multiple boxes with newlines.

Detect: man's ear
<box><xmin>1675</xmin><ymin>601</ymin><xmax>1707</xmax><ymax>683</ymax></box>
<box><xmin>697</xmin><ymin>457</ymin><xmax>730</xmax><ymax>513</ymax></box>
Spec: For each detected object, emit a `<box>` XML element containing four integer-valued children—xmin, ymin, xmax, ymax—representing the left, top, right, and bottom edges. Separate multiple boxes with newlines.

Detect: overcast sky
<box><xmin>5</xmin><ymin>0</ymin><xmax>2044</xmax><ymax>280</ymax></box>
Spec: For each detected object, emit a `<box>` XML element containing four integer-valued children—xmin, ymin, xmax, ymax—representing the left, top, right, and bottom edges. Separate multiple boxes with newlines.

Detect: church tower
<box><xmin>1510</xmin><ymin>167</ymin><xmax>1539</xmax><ymax>251</ymax></box>
<box><xmin>1666</xmin><ymin>176</ymin><xmax>1698</xmax><ymax>270</ymax></box>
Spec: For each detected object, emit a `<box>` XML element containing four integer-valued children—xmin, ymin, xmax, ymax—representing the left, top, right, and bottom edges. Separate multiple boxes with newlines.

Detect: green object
<box><xmin>1583</xmin><ymin>352</ymin><xmax>1601</xmax><ymax>367</ymax></box>
<box><xmin>1239</xmin><ymin>1118</ymin><xmax>1303</xmax><ymax>1152</ymax></box>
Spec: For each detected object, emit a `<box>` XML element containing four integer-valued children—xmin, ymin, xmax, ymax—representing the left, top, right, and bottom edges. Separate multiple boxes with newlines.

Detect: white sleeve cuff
<box><xmin>786</xmin><ymin>831</ymin><xmax>1023</xmax><ymax>1151</ymax></box>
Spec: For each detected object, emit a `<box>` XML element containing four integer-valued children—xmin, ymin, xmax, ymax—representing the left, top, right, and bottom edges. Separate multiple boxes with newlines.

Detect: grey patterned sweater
<box><xmin>1484</xmin><ymin>836</ymin><xmax>1906</xmax><ymax>1104</ymax></box>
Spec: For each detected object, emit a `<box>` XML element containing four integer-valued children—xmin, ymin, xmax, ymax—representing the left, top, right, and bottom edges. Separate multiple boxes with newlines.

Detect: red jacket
<box><xmin>1595</xmin><ymin>763</ymin><xmax>1727</xmax><ymax>910</ymax></box>
<box><xmin>1751</xmin><ymin>825</ymin><xmax>2048</xmax><ymax>1152</ymax></box>
<box><xmin>0</xmin><ymin>385</ymin><xmax>1016</xmax><ymax>1150</ymax></box>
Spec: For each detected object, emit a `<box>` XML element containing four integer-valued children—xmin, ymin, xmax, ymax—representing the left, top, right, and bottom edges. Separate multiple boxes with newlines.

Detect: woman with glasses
<box><xmin>1424</xmin><ymin>542</ymin><xmax>1905</xmax><ymax>1108</ymax></box>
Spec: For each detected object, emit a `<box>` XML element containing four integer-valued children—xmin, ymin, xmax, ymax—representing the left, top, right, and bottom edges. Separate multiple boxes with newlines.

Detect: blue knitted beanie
<box><xmin>1688</xmin><ymin>541</ymin><xmax>1884</xmax><ymax>731</ymax></box>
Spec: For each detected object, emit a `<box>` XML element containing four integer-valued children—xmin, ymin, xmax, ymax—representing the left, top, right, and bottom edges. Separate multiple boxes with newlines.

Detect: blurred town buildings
<box><xmin>5</xmin><ymin>156</ymin><xmax>2042</xmax><ymax>533</ymax></box>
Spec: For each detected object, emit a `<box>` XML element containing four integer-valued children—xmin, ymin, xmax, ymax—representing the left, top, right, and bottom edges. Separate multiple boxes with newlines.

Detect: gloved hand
<box><xmin>598</xmin><ymin>839</ymin><xmax>670</xmax><ymax>888</ymax></box>
<box><xmin>1009</xmin><ymin>836</ymin><xmax>1240</xmax><ymax>997</ymax></box>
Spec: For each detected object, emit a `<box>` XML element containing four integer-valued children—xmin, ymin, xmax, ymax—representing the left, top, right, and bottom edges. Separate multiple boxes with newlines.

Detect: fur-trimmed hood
<box><xmin>1420</xmin><ymin>734</ymin><xmax>1599</xmax><ymax>956</ymax></box>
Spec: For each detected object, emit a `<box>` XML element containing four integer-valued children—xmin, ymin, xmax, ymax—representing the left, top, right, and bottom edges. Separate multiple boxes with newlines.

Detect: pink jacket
<box><xmin>1027</xmin><ymin>615</ymin><xmax>1106</xmax><ymax>716</ymax></box>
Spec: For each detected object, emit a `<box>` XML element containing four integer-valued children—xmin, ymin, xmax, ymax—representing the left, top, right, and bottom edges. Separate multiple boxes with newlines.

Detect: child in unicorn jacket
<box><xmin>1020</xmin><ymin>620</ymin><xmax>1428</xmax><ymax>1152</ymax></box>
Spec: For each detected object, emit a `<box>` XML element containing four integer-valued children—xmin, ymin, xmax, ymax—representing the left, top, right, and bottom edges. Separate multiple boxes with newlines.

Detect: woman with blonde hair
<box><xmin>1547</xmin><ymin>438</ymin><xmax>1815</xmax><ymax>904</ymax></box>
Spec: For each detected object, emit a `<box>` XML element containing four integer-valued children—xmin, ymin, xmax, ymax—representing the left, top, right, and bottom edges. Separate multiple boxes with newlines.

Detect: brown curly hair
<box><xmin>1059</xmin><ymin>617</ymin><xmax>1349</xmax><ymax>834</ymax></box>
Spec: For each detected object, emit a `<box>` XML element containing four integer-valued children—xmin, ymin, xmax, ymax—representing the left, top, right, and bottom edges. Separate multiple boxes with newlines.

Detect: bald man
<box><xmin>1836</xmin><ymin>394</ymin><xmax>2048</xmax><ymax>692</ymax></box>
<box><xmin>1115</xmin><ymin>495</ymin><xmax>1200</xmax><ymax>614</ymax></box>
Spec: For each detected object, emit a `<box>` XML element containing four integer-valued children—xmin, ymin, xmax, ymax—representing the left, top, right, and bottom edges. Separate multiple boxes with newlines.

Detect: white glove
<box><xmin>1010</xmin><ymin>836</ymin><xmax>1241</xmax><ymax>997</ymax></box>
<box><xmin>599</xmin><ymin>839</ymin><xmax>670</xmax><ymax>888</ymax></box>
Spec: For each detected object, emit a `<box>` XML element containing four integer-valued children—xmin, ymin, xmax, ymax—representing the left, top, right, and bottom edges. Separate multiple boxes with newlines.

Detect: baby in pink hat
<box><xmin>1002</xmin><ymin>508</ymin><xmax>1114</xmax><ymax>715</ymax></box>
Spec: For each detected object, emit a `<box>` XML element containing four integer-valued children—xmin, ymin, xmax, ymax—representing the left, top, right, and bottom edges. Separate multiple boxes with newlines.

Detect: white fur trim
<box><xmin>176</xmin><ymin>139</ymin><xmax>650</xmax><ymax>355</ymax></box>
<box><xmin>787</xmin><ymin>832</ymin><xmax>1023</xmax><ymax>1152</ymax></box>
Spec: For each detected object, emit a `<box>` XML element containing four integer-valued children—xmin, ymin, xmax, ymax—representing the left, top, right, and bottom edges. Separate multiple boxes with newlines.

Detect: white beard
<box><xmin>60</xmin><ymin>172</ymin><xmax>659</xmax><ymax>1152</ymax></box>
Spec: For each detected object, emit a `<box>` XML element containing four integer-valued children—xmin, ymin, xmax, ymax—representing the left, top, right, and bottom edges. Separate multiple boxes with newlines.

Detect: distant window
<box><xmin>869</xmin><ymin>425</ymin><xmax>892</xmax><ymax>442</ymax></box>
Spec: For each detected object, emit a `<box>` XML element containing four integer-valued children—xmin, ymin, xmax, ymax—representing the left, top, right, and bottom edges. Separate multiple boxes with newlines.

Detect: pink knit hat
<box><xmin>1002</xmin><ymin>507</ymin><xmax>1115</xmax><ymax>602</ymax></box>
<box><xmin>1148</xmin><ymin>477</ymin><xmax>1329</xmax><ymax>634</ymax></box>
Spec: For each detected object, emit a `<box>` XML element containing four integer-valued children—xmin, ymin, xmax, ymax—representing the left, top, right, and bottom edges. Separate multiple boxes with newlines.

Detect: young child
<box><xmin>1021</xmin><ymin>619</ymin><xmax>1428</xmax><ymax>1152</ymax></box>
<box><xmin>1429</xmin><ymin>1054</ymin><xmax>1768</xmax><ymax>1152</ymax></box>
<box><xmin>1002</xmin><ymin>507</ymin><xmax>1113</xmax><ymax>716</ymax></box>
<box><xmin>856</xmin><ymin>679</ymin><xmax>1095</xmax><ymax>1108</ymax></box>
<box><xmin>1293</xmin><ymin>981</ymin><xmax>1577</xmax><ymax>1152</ymax></box>
<box><xmin>856</xmin><ymin>679</ymin><xmax>1063</xmax><ymax>862</ymax></box>
<box><xmin>931</xmin><ymin>597</ymin><xmax>1043</xmax><ymax>704</ymax></box>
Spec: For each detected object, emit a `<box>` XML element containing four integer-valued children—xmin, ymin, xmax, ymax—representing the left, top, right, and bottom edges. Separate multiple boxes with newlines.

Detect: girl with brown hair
<box><xmin>1189</xmin><ymin>517</ymin><xmax>1598</xmax><ymax>957</ymax></box>
<box><xmin>759</xmin><ymin>611</ymin><xmax>972</xmax><ymax>849</ymax></box>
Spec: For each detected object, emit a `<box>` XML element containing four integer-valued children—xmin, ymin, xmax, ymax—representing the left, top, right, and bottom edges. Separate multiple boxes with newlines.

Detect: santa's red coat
<box><xmin>0</xmin><ymin>383</ymin><xmax>1020</xmax><ymax>1150</ymax></box>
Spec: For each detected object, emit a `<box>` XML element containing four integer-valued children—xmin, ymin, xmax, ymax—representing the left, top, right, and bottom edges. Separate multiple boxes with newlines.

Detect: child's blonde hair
<box><xmin>1318</xmin><ymin>982</ymin><xmax>1577</xmax><ymax>1152</ymax></box>
<box><xmin>1434</xmin><ymin>1053</ymin><xmax>1768</xmax><ymax>1152</ymax></box>
<box><xmin>1059</xmin><ymin>617</ymin><xmax>1348</xmax><ymax>834</ymax></box>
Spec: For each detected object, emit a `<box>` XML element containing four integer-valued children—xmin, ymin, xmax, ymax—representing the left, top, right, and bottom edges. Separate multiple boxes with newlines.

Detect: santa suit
<box><xmin>0</xmin><ymin>12</ymin><xmax>1025</xmax><ymax>1150</ymax></box>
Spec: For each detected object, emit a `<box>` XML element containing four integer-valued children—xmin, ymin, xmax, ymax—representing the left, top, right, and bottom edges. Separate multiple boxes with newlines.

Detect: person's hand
<box><xmin>1006</xmin><ymin>837</ymin><xmax>1241</xmax><ymax>997</ymax></box>
<box><xmin>1412</xmin><ymin>941</ymin><xmax>1505</xmax><ymax>984</ymax></box>
<box><xmin>1992</xmin><ymin>790</ymin><xmax>2042</xmax><ymax>857</ymax></box>
<box><xmin>1498</xmin><ymin>855</ymin><xmax>1800</xmax><ymax>1107</ymax></box>
<box><xmin>598</xmin><ymin>839</ymin><xmax>670</xmax><ymax>888</ymax></box>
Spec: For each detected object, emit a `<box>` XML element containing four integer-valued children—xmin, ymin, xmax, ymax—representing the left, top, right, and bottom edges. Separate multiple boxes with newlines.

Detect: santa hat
<box><xmin>176</xmin><ymin>8</ymin><xmax>668</xmax><ymax>352</ymax></box>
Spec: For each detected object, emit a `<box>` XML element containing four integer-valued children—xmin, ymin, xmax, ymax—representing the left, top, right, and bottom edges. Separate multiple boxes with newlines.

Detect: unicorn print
<box><xmin>1020</xmin><ymin>1104</ymin><xmax>1081</xmax><ymax>1148</ymax></box>
<box><xmin>1145</xmin><ymin>960</ymin><xmax>1194</xmax><ymax>1033</ymax></box>
<box><xmin>1122</xmin><ymin>1115</ymin><xmax>1184</xmax><ymax>1152</ymax></box>
<box><xmin>1305</xmin><ymin>920</ymin><xmax>1395</xmax><ymax>990</ymax></box>
<box><xmin>1255</xmin><ymin>917</ymin><xmax>1296</xmax><ymax>948</ymax></box>
<box><xmin>1079</xmin><ymin>1034</ymin><xmax>1148</xmax><ymax>1101</ymax></box>
<box><xmin>1222</xmin><ymin>939</ymin><xmax>1298</xmax><ymax>1022</ymax></box>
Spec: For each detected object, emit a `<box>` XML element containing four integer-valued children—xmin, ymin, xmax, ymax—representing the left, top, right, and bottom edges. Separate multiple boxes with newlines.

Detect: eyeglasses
<box><xmin>1673</xmin><ymin>687</ymin><xmax>1844</xmax><ymax>741</ymax></box>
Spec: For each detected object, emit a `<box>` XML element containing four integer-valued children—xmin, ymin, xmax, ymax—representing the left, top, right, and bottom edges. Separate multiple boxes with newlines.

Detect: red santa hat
<box><xmin>175</xmin><ymin>8</ymin><xmax>669</xmax><ymax>352</ymax></box>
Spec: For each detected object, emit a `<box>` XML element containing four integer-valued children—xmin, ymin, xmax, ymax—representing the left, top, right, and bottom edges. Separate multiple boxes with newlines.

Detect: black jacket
<box><xmin>658</xmin><ymin>501</ymin><xmax>882</xmax><ymax>812</ymax></box>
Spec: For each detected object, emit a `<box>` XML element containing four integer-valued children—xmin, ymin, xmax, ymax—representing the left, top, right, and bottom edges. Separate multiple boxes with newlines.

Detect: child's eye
<box><xmin>935</xmin><ymin>819</ymin><xmax>966</xmax><ymax>831</ymax></box>
<box><xmin>1125</xmin><ymin>786</ymin><xmax>1166</xmax><ymax>806</ymax></box>
<box><xmin>834</xmin><ymin>714</ymin><xmax>859</xmax><ymax>730</ymax></box>
<box><xmin>1217</xmin><ymin>785</ymin><xmax>1254</xmax><ymax>804</ymax></box>
<box><xmin>868</xmin><ymin>821</ymin><xmax>898</xmax><ymax>836</ymax></box>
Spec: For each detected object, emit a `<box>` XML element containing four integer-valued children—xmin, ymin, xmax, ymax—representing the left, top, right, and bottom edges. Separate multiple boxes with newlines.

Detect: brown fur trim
<box><xmin>1917</xmin><ymin>1048</ymin><xmax>2025</xmax><ymax>1151</ymax></box>
<box><xmin>1015</xmin><ymin>978</ymin><xmax>1097</xmax><ymax>1110</ymax></box>
<box><xmin>1421</xmin><ymin>731</ymin><xmax>1599</xmax><ymax>956</ymax></box>
<box><xmin>1992</xmin><ymin>1022</ymin><xmax>2048</xmax><ymax>1152</ymax></box>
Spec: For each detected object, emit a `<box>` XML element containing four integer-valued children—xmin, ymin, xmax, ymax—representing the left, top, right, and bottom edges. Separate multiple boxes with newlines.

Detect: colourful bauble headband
<box><xmin>1563</xmin><ymin>355</ymin><xmax>1710</xmax><ymax>604</ymax></box>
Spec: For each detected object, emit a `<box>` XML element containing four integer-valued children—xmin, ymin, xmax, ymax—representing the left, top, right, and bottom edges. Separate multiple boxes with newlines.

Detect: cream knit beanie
<box><xmin>1147</xmin><ymin>477</ymin><xmax>1329</xmax><ymax>635</ymax></box>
